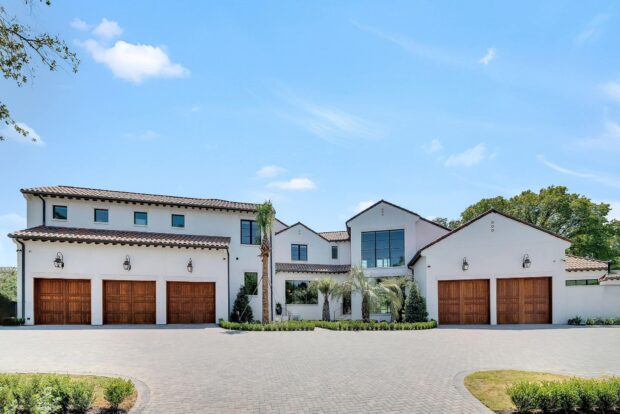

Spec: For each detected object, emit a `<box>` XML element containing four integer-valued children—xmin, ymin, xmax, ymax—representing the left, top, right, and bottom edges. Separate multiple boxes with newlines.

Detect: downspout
<box><xmin>226</xmin><ymin>248</ymin><xmax>230</xmax><ymax>321</ymax></box>
<box><xmin>37</xmin><ymin>195</ymin><xmax>46</xmax><ymax>225</ymax></box>
<box><xmin>17</xmin><ymin>240</ymin><xmax>25</xmax><ymax>319</ymax></box>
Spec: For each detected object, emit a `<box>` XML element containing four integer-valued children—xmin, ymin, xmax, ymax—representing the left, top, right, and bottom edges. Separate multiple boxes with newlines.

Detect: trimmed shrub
<box><xmin>536</xmin><ymin>381</ymin><xmax>559</xmax><ymax>413</ymax></box>
<box><xmin>103</xmin><ymin>378</ymin><xmax>135</xmax><ymax>411</ymax></box>
<box><xmin>567</xmin><ymin>316</ymin><xmax>582</xmax><ymax>325</ymax></box>
<box><xmin>572</xmin><ymin>378</ymin><xmax>598</xmax><ymax>411</ymax></box>
<box><xmin>554</xmin><ymin>381</ymin><xmax>579</xmax><ymax>413</ymax></box>
<box><xmin>43</xmin><ymin>374</ymin><xmax>71</xmax><ymax>412</ymax></box>
<box><xmin>404</xmin><ymin>281</ymin><xmax>428</xmax><ymax>323</ymax></box>
<box><xmin>595</xmin><ymin>379</ymin><xmax>618</xmax><ymax>413</ymax></box>
<box><xmin>230</xmin><ymin>286</ymin><xmax>253</xmax><ymax>323</ymax></box>
<box><xmin>219</xmin><ymin>319</ymin><xmax>437</xmax><ymax>331</ymax></box>
<box><xmin>0</xmin><ymin>385</ymin><xmax>18</xmax><ymax>414</ymax></box>
<box><xmin>507</xmin><ymin>381</ymin><xmax>539</xmax><ymax>413</ymax></box>
<box><xmin>69</xmin><ymin>381</ymin><xmax>95</xmax><ymax>413</ymax></box>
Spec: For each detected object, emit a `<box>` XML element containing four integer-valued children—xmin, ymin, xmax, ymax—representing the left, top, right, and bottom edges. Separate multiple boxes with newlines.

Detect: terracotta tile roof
<box><xmin>275</xmin><ymin>263</ymin><xmax>351</xmax><ymax>274</ymax></box>
<box><xmin>8</xmin><ymin>226</ymin><xmax>230</xmax><ymax>249</ymax></box>
<box><xmin>21</xmin><ymin>186</ymin><xmax>259</xmax><ymax>212</ymax></box>
<box><xmin>565</xmin><ymin>254</ymin><xmax>609</xmax><ymax>272</ymax></box>
<box><xmin>600</xmin><ymin>273</ymin><xmax>620</xmax><ymax>282</ymax></box>
<box><xmin>319</xmin><ymin>231</ymin><xmax>350</xmax><ymax>242</ymax></box>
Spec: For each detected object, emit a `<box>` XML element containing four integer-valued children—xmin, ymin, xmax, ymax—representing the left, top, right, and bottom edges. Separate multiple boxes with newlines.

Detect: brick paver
<box><xmin>1</xmin><ymin>325</ymin><xmax>619</xmax><ymax>413</ymax></box>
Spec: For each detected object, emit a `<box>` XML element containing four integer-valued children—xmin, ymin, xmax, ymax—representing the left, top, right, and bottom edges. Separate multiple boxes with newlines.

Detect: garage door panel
<box><xmin>497</xmin><ymin>277</ymin><xmax>551</xmax><ymax>324</ymax></box>
<box><xmin>103</xmin><ymin>281</ymin><xmax>156</xmax><ymax>324</ymax></box>
<box><xmin>438</xmin><ymin>279</ymin><xmax>489</xmax><ymax>325</ymax></box>
<box><xmin>167</xmin><ymin>282</ymin><xmax>215</xmax><ymax>324</ymax></box>
<box><xmin>35</xmin><ymin>279</ymin><xmax>91</xmax><ymax>325</ymax></box>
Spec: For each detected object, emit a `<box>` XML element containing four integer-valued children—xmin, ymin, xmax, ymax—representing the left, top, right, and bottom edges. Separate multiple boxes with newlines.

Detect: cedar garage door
<box><xmin>167</xmin><ymin>282</ymin><xmax>215</xmax><ymax>324</ymax></box>
<box><xmin>497</xmin><ymin>277</ymin><xmax>551</xmax><ymax>324</ymax></box>
<box><xmin>35</xmin><ymin>279</ymin><xmax>91</xmax><ymax>325</ymax></box>
<box><xmin>438</xmin><ymin>279</ymin><xmax>490</xmax><ymax>324</ymax></box>
<box><xmin>103</xmin><ymin>281</ymin><xmax>156</xmax><ymax>324</ymax></box>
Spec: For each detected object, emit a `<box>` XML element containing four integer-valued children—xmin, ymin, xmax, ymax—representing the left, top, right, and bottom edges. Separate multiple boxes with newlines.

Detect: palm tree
<box><xmin>346</xmin><ymin>267</ymin><xmax>404</xmax><ymax>322</ymax></box>
<box><xmin>310</xmin><ymin>277</ymin><xmax>342</xmax><ymax>321</ymax></box>
<box><xmin>255</xmin><ymin>201</ymin><xmax>275</xmax><ymax>323</ymax></box>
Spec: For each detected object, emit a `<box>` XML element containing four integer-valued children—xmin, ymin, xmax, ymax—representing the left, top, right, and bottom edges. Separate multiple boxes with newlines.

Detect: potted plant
<box><xmin>275</xmin><ymin>302</ymin><xmax>282</xmax><ymax>316</ymax></box>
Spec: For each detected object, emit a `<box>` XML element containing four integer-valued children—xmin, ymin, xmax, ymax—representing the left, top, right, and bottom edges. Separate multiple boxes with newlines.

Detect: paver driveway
<box><xmin>1</xmin><ymin>325</ymin><xmax>619</xmax><ymax>413</ymax></box>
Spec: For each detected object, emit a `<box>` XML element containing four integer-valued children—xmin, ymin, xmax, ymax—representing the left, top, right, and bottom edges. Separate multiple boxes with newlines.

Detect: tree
<box><xmin>432</xmin><ymin>217</ymin><xmax>461</xmax><ymax>230</ymax></box>
<box><xmin>310</xmin><ymin>277</ymin><xmax>342</xmax><ymax>321</ymax></box>
<box><xmin>346</xmin><ymin>267</ymin><xmax>404</xmax><ymax>322</ymax></box>
<box><xmin>1</xmin><ymin>1</ymin><xmax>79</xmax><ymax>141</ymax></box>
<box><xmin>404</xmin><ymin>281</ymin><xmax>428</xmax><ymax>323</ymax></box>
<box><xmin>255</xmin><ymin>201</ymin><xmax>275</xmax><ymax>323</ymax></box>
<box><xmin>0</xmin><ymin>268</ymin><xmax>16</xmax><ymax>302</ymax></box>
<box><xmin>230</xmin><ymin>286</ymin><xmax>253</xmax><ymax>323</ymax></box>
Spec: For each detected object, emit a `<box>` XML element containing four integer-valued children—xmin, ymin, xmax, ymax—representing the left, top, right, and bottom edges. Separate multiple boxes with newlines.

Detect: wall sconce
<box><xmin>53</xmin><ymin>252</ymin><xmax>64</xmax><ymax>269</ymax></box>
<box><xmin>462</xmin><ymin>257</ymin><xmax>469</xmax><ymax>271</ymax></box>
<box><xmin>187</xmin><ymin>258</ymin><xmax>193</xmax><ymax>273</ymax></box>
<box><xmin>522</xmin><ymin>254</ymin><xmax>531</xmax><ymax>269</ymax></box>
<box><xmin>123</xmin><ymin>255</ymin><xmax>132</xmax><ymax>271</ymax></box>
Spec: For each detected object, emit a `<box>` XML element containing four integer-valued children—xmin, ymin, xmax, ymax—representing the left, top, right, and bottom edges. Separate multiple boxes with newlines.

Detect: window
<box><xmin>241</xmin><ymin>220</ymin><xmax>261</xmax><ymax>245</ymax></box>
<box><xmin>285</xmin><ymin>280</ymin><xmax>318</xmax><ymax>304</ymax></box>
<box><xmin>134</xmin><ymin>211</ymin><xmax>148</xmax><ymax>226</ymax></box>
<box><xmin>342</xmin><ymin>292</ymin><xmax>351</xmax><ymax>315</ymax></box>
<box><xmin>171</xmin><ymin>214</ymin><xmax>185</xmax><ymax>228</ymax></box>
<box><xmin>94</xmin><ymin>208</ymin><xmax>109</xmax><ymax>223</ymax></box>
<box><xmin>361</xmin><ymin>229</ymin><xmax>404</xmax><ymax>268</ymax></box>
<box><xmin>291</xmin><ymin>244</ymin><xmax>308</xmax><ymax>261</ymax></box>
<box><xmin>566</xmin><ymin>279</ymin><xmax>600</xmax><ymax>286</ymax></box>
<box><xmin>52</xmin><ymin>205</ymin><xmax>67</xmax><ymax>220</ymax></box>
<box><xmin>244</xmin><ymin>272</ymin><xmax>258</xmax><ymax>295</ymax></box>
<box><xmin>368</xmin><ymin>277</ymin><xmax>394</xmax><ymax>314</ymax></box>
<box><xmin>331</xmin><ymin>245</ymin><xmax>338</xmax><ymax>260</ymax></box>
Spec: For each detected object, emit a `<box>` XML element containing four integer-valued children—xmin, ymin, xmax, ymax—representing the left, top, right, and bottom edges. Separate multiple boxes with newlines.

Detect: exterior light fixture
<box><xmin>462</xmin><ymin>257</ymin><xmax>469</xmax><ymax>271</ymax></box>
<box><xmin>187</xmin><ymin>258</ymin><xmax>193</xmax><ymax>273</ymax></box>
<box><xmin>522</xmin><ymin>254</ymin><xmax>531</xmax><ymax>269</ymax></box>
<box><xmin>123</xmin><ymin>255</ymin><xmax>132</xmax><ymax>271</ymax></box>
<box><xmin>53</xmin><ymin>252</ymin><xmax>64</xmax><ymax>269</ymax></box>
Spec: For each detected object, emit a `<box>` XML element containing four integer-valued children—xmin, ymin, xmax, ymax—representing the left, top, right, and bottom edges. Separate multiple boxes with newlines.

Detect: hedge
<box><xmin>219</xmin><ymin>319</ymin><xmax>437</xmax><ymax>331</ymax></box>
<box><xmin>568</xmin><ymin>316</ymin><xmax>620</xmax><ymax>325</ymax></box>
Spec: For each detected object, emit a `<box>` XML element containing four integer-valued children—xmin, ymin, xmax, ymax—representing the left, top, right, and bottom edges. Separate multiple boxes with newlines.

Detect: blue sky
<box><xmin>1</xmin><ymin>1</ymin><xmax>620</xmax><ymax>265</ymax></box>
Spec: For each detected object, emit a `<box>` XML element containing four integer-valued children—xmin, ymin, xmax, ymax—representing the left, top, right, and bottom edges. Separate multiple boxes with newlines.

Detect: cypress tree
<box><xmin>230</xmin><ymin>286</ymin><xmax>253</xmax><ymax>323</ymax></box>
<box><xmin>404</xmin><ymin>281</ymin><xmax>428</xmax><ymax>323</ymax></box>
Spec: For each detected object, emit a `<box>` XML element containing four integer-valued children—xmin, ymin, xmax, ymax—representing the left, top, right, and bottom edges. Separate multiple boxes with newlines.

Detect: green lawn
<box><xmin>464</xmin><ymin>370</ymin><xmax>570</xmax><ymax>412</ymax></box>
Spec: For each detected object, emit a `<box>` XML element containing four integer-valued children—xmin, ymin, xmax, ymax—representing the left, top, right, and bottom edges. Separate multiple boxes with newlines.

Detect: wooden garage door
<box><xmin>167</xmin><ymin>282</ymin><xmax>215</xmax><ymax>324</ymax></box>
<box><xmin>35</xmin><ymin>279</ymin><xmax>91</xmax><ymax>325</ymax></box>
<box><xmin>497</xmin><ymin>277</ymin><xmax>551</xmax><ymax>324</ymax></box>
<box><xmin>438</xmin><ymin>279</ymin><xmax>490</xmax><ymax>324</ymax></box>
<box><xmin>103</xmin><ymin>281</ymin><xmax>156</xmax><ymax>324</ymax></box>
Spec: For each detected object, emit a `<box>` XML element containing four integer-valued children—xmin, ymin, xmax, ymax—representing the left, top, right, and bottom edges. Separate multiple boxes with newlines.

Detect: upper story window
<box><xmin>361</xmin><ymin>229</ymin><xmax>404</xmax><ymax>268</ymax></box>
<box><xmin>241</xmin><ymin>220</ymin><xmax>261</xmax><ymax>245</ymax></box>
<box><xmin>94</xmin><ymin>208</ymin><xmax>109</xmax><ymax>223</ymax></box>
<box><xmin>52</xmin><ymin>205</ymin><xmax>67</xmax><ymax>220</ymax></box>
<box><xmin>134</xmin><ymin>211</ymin><xmax>148</xmax><ymax>226</ymax></box>
<box><xmin>331</xmin><ymin>245</ymin><xmax>338</xmax><ymax>260</ymax></box>
<box><xmin>171</xmin><ymin>214</ymin><xmax>185</xmax><ymax>228</ymax></box>
<box><xmin>291</xmin><ymin>244</ymin><xmax>308</xmax><ymax>261</ymax></box>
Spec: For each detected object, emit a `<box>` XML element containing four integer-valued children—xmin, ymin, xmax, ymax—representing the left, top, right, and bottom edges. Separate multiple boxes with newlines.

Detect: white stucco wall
<box><xmin>558</xmin><ymin>269</ymin><xmax>620</xmax><ymax>321</ymax></box>
<box><xmin>18</xmin><ymin>241</ymin><xmax>228</xmax><ymax>325</ymax></box>
<box><xmin>274</xmin><ymin>223</ymin><xmax>350</xmax><ymax>265</ymax></box>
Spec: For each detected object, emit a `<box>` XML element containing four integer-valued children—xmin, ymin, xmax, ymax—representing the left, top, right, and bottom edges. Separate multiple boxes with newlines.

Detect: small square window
<box><xmin>134</xmin><ymin>211</ymin><xmax>148</xmax><ymax>226</ymax></box>
<box><xmin>171</xmin><ymin>214</ymin><xmax>185</xmax><ymax>228</ymax></box>
<box><xmin>244</xmin><ymin>272</ymin><xmax>258</xmax><ymax>295</ymax></box>
<box><xmin>331</xmin><ymin>245</ymin><xmax>338</xmax><ymax>259</ymax></box>
<box><xmin>94</xmin><ymin>208</ymin><xmax>109</xmax><ymax>223</ymax></box>
<box><xmin>52</xmin><ymin>205</ymin><xmax>67</xmax><ymax>220</ymax></box>
<box><xmin>291</xmin><ymin>244</ymin><xmax>308</xmax><ymax>261</ymax></box>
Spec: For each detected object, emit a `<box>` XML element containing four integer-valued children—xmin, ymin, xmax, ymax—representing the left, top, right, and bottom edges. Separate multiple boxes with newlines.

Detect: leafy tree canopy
<box><xmin>1</xmin><ymin>1</ymin><xmax>79</xmax><ymax>141</ymax></box>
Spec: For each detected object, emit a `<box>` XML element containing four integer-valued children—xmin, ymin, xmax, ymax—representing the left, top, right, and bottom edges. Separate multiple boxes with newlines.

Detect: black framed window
<box><xmin>342</xmin><ymin>292</ymin><xmax>351</xmax><ymax>315</ymax></box>
<box><xmin>331</xmin><ymin>245</ymin><xmax>338</xmax><ymax>259</ymax></box>
<box><xmin>361</xmin><ymin>229</ymin><xmax>404</xmax><ymax>268</ymax></box>
<box><xmin>52</xmin><ymin>205</ymin><xmax>67</xmax><ymax>220</ymax></box>
<box><xmin>94</xmin><ymin>208</ymin><xmax>109</xmax><ymax>223</ymax></box>
<box><xmin>171</xmin><ymin>214</ymin><xmax>185</xmax><ymax>228</ymax></box>
<box><xmin>134</xmin><ymin>211</ymin><xmax>148</xmax><ymax>226</ymax></box>
<box><xmin>241</xmin><ymin>220</ymin><xmax>261</xmax><ymax>245</ymax></box>
<box><xmin>291</xmin><ymin>244</ymin><xmax>308</xmax><ymax>261</ymax></box>
<box><xmin>285</xmin><ymin>280</ymin><xmax>318</xmax><ymax>304</ymax></box>
<box><xmin>566</xmin><ymin>279</ymin><xmax>600</xmax><ymax>286</ymax></box>
<box><xmin>244</xmin><ymin>272</ymin><xmax>258</xmax><ymax>295</ymax></box>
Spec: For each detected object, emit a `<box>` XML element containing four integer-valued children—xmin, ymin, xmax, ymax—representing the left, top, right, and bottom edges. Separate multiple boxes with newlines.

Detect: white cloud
<box><xmin>256</xmin><ymin>165</ymin><xmax>286</xmax><ymax>178</ymax></box>
<box><xmin>444</xmin><ymin>143</ymin><xmax>488</xmax><ymax>167</ymax></box>
<box><xmin>82</xmin><ymin>39</ymin><xmax>189</xmax><ymax>83</ymax></box>
<box><xmin>0</xmin><ymin>213</ymin><xmax>26</xmax><ymax>266</ymax></box>
<box><xmin>537</xmin><ymin>155</ymin><xmax>620</xmax><ymax>189</ymax></box>
<box><xmin>0</xmin><ymin>122</ymin><xmax>44</xmax><ymax>145</ymax></box>
<box><xmin>422</xmin><ymin>139</ymin><xmax>443</xmax><ymax>154</ymax></box>
<box><xmin>578</xmin><ymin>121</ymin><xmax>620</xmax><ymax>150</ymax></box>
<box><xmin>602</xmin><ymin>82</ymin><xmax>620</xmax><ymax>102</ymax></box>
<box><xmin>70</xmin><ymin>18</ymin><xmax>90</xmax><ymax>31</ymax></box>
<box><xmin>353</xmin><ymin>200</ymin><xmax>377</xmax><ymax>213</ymax></box>
<box><xmin>92</xmin><ymin>18</ymin><xmax>123</xmax><ymax>40</ymax></box>
<box><xmin>575</xmin><ymin>14</ymin><xmax>610</xmax><ymax>45</ymax></box>
<box><xmin>267</xmin><ymin>177</ymin><xmax>316</xmax><ymax>191</ymax></box>
<box><xmin>478</xmin><ymin>48</ymin><xmax>496</xmax><ymax>65</ymax></box>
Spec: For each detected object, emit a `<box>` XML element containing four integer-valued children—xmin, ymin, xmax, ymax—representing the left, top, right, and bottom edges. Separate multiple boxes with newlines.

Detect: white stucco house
<box><xmin>8</xmin><ymin>186</ymin><xmax>619</xmax><ymax>326</ymax></box>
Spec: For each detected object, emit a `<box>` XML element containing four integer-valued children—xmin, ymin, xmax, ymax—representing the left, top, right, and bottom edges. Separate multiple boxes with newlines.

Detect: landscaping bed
<box><xmin>219</xmin><ymin>319</ymin><xmax>437</xmax><ymax>331</ymax></box>
<box><xmin>0</xmin><ymin>373</ymin><xmax>136</xmax><ymax>413</ymax></box>
<box><xmin>464</xmin><ymin>370</ymin><xmax>620</xmax><ymax>413</ymax></box>
<box><xmin>568</xmin><ymin>316</ymin><xmax>620</xmax><ymax>326</ymax></box>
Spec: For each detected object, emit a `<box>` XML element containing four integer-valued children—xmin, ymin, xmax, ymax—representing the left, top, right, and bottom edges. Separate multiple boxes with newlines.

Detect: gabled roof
<box><xmin>21</xmin><ymin>185</ymin><xmax>259</xmax><ymax>213</ymax></box>
<box><xmin>9</xmin><ymin>226</ymin><xmax>230</xmax><ymax>249</ymax></box>
<box><xmin>565</xmin><ymin>254</ymin><xmax>609</xmax><ymax>272</ymax></box>
<box><xmin>345</xmin><ymin>199</ymin><xmax>449</xmax><ymax>231</ymax></box>
<box><xmin>408</xmin><ymin>209</ymin><xmax>571</xmax><ymax>267</ymax></box>
<box><xmin>275</xmin><ymin>263</ymin><xmax>351</xmax><ymax>274</ymax></box>
<box><xmin>275</xmin><ymin>218</ymin><xmax>289</xmax><ymax>228</ymax></box>
<box><xmin>319</xmin><ymin>231</ymin><xmax>350</xmax><ymax>242</ymax></box>
<box><xmin>274</xmin><ymin>221</ymin><xmax>331</xmax><ymax>242</ymax></box>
